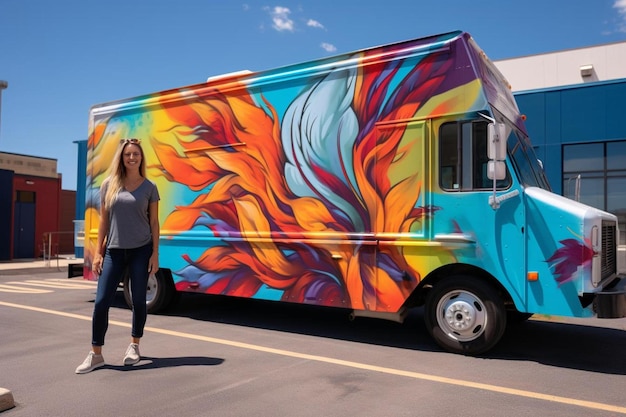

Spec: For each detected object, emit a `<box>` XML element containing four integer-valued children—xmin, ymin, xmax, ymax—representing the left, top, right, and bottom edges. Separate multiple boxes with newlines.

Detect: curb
<box><xmin>0</xmin><ymin>387</ymin><xmax>15</xmax><ymax>412</ymax></box>
<box><xmin>0</xmin><ymin>266</ymin><xmax>70</xmax><ymax>276</ymax></box>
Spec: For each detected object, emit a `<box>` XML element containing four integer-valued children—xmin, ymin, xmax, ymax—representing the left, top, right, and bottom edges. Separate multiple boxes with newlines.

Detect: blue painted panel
<box><xmin>0</xmin><ymin>169</ymin><xmax>13</xmax><ymax>260</ymax></box>
<box><xmin>560</xmin><ymin>87</ymin><xmax>607</xmax><ymax>141</ymax></box>
<box><xmin>74</xmin><ymin>140</ymin><xmax>87</xmax><ymax>220</ymax></box>
<box><xmin>605</xmin><ymin>83</ymin><xmax>626</xmax><ymax>139</ymax></box>
<box><xmin>542</xmin><ymin>92</ymin><xmax>564</xmax><ymax>193</ymax></box>
<box><xmin>516</xmin><ymin>91</ymin><xmax>563</xmax><ymax>193</ymax></box>
<box><xmin>74</xmin><ymin>140</ymin><xmax>88</xmax><ymax>258</ymax></box>
<box><xmin>515</xmin><ymin>80</ymin><xmax>626</xmax><ymax>195</ymax></box>
<box><xmin>516</xmin><ymin>93</ymin><xmax>546</xmax><ymax>146</ymax></box>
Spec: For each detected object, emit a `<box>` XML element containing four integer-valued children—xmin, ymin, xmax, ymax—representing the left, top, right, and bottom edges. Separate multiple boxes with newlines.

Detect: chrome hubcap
<box><xmin>436</xmin><ymin>290</ymin><xmax>487</xmax><ymax>341</ymax></box>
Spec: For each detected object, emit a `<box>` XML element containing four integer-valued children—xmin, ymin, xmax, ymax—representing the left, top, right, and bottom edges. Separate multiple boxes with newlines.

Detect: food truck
<box><xmin>83</xmin><ymin>31</ymin><xmax>626</xmax><ymax>355</ymax></box>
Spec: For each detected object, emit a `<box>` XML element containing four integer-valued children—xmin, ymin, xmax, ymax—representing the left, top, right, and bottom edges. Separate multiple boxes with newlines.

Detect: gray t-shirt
<box><xmin>101</xmin><ymin>179</ymin><xmax>160</xmax><ymax>249</ymax></box>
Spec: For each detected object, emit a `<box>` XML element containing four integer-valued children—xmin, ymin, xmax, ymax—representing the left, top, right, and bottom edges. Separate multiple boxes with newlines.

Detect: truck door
<box><xmin>431</xmin><ymin>119</ymin><xmax>527</xmax><ymax>307</ymax></box>
<box><xmin>14</xmin><ymin>191</ymin><xmax>36</xmax><ymax>259</ymax></box>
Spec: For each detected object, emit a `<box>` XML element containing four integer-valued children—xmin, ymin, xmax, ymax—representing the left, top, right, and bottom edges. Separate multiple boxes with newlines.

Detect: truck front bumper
<box><xmin>593</xmin><ymin>276</ymin><xmax>626</xmax><ymax>318</ymax></box>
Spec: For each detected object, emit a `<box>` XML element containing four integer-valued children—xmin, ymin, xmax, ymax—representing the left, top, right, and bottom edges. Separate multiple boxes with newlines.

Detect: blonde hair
<box><xmin>103</xmin><ymin>139</ymin><xmax>146</xmax><ymax>209</ymax></box>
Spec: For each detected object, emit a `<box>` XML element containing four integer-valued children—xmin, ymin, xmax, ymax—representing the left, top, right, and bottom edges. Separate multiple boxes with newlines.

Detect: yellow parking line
<box><xmin>43</xmin><ymin>278</ymin><xmax>98</xmax><ymax>287</ymax></box>
<box><xmin>1</xmin><ymin>300</ymin><xmax>625</xmax><ymax>415</ymax></box>
<box><xmin>0</xmin><ymin>285</ymin><xmax>52</xmax><ymax>294</ymax></box>
<box><xmin>7</xmin><ymin>280</ymin><xmax>97</xmax><ymax>289</ymax></box>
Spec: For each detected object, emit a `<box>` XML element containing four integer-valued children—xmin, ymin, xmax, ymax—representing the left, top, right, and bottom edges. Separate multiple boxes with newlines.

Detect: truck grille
<box><xmin>602</xmin><ymin>221</ymin><xmax>617</xmax><ymax>280</ymax></box>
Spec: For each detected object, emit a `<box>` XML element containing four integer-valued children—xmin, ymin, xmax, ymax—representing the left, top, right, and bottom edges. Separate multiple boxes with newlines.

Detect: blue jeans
<box><xmin>91</xmin><ymin>242</ymin><xmax>153</xmax><ymax>346</ymax></box>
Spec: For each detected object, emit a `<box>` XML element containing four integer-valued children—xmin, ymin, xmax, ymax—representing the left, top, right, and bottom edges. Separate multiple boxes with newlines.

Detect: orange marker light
<box><xmin>527</xmin><ymin>272</ymin><xmax>539</xmax><ymax>281</ymax></box>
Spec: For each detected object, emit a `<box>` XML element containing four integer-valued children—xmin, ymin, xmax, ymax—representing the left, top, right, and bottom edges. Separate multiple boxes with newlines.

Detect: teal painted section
<box><xmin>74</xmin><ymin>140</ymin><xmax>87</xmax><ymax>258</ymax></box>
<box><xmin>429</xmin><ymin>187</ymin><xmax>527</xmax><ymax>309</ymax></box>
<box><xmin>524</xmin><ymin>188</ymin><xmax>594</xmax><ymax>317</ymax></box>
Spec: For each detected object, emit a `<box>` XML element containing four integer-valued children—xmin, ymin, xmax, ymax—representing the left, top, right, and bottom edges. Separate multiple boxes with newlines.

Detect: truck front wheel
<box><xmin>424</xmin><ymin>277</ymin><xmax>506</xmax><ymax>355</ymax></box>
<box><xmin>123</xmin><ymin>269</ymin><xmax>174</xmax><ymax>314</ymax></box>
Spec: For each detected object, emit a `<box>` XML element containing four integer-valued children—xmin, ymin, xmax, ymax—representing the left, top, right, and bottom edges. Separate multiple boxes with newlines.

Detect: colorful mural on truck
<box><xmin>85</xmin><ymin>31</ymin><xmax>592</xmax><ymax>314</ymax></box>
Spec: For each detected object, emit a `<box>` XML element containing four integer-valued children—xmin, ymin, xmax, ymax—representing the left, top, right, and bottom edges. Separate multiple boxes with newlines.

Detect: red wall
<box><xmin>59</xmin><ymin>189</ymin><xmax>76</xmax><ymax>254</ymax></box>
<box><xmin>13</xmin><ymin>174</ymin><xmax>61</xmax><ymax>259</ymax></box>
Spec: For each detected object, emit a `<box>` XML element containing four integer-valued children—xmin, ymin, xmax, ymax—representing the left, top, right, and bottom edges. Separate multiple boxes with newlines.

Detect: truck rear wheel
<box><xmin>424</xmin><ymin>276</ymin><xmax>506</xmax><ymax>355</ymax></box>
<box><xmin>123</xmin><ymin>269</ymin><xmax>174</xmax><ymax>314</ymax></box>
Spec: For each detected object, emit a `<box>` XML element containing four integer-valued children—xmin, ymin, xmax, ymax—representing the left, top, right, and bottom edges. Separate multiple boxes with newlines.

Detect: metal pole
<box><xmin>47</xmin><ymin>233</ymin><xmax>52</xmax><ymax>267</ymax></box>
<box><xmin>0</xmin><ymin>80</ymin><xmax>7</xmax><ymax>142</ymax></box>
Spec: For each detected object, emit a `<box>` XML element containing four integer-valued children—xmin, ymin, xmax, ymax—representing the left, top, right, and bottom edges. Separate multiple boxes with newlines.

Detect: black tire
<box><xmin>123</xmin><ymin>269</ymin><xmax>174</xmax><ymax>314</ymax></box>
<box><xmin>424</xmin><ymin>276</ymin><xmax>507</xmax><ymax>355</ymax></box>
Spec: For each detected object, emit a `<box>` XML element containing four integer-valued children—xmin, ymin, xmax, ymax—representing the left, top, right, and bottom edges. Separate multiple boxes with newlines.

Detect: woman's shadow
<box><xmin>103</xmin><ymin>355</ymin><xmax>224</xmax><ymax>372</ymax></box>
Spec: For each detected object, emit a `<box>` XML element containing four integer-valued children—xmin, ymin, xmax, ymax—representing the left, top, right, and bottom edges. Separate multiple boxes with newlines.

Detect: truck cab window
<box><xmin>508</xmin><ymin>130</ymin><xmax>551</xmax><ymax>190</ymax></box>
<box><xmin>440</xmin><ymin>120</ymin><xmax>510</xmax><ymax>191</ymax></box>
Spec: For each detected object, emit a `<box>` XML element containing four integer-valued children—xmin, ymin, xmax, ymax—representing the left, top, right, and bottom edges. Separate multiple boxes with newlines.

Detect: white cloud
<box><xmin>268</xmin><ymin>6</ymin><xmax>294</xmax><ymax>32</ymax></box>
<box><xmin>307</xmin><ymin>19</ymin><xmax>325</xmax><ymax>29</ymax></box>
<box><xmin>614</xmin><ymin>0</ymin><xmax>626</xmax><ymax>32</ymax></box>
<box><xmin>321</xmin><ymin>42</ymin><xmax>337</xmax><ymax>53</ymax></box>
<box><xmin>242</xmin><ymin>3</ymin><xmax>250</xmax><ymax>12</ymax></box>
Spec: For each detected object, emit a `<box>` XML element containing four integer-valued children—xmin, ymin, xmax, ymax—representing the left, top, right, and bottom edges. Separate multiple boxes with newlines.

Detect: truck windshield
<box><xmin>507</xmin><ymin>128</ymin><xmax>551</xmax><ymax>191</ymax></box>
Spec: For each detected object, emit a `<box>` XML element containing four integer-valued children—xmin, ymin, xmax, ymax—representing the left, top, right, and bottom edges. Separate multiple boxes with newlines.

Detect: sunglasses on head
<box><xmin>120</xmin><ymin>138</ymin><xmax>141</xmax><ymax>144</ymax></box>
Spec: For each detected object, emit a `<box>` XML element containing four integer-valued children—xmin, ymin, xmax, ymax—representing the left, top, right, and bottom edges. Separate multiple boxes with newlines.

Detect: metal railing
<box><xmin>42</xmin><ymin>231</ymin><xmax>74</xmax><ymax>268</ymax></box>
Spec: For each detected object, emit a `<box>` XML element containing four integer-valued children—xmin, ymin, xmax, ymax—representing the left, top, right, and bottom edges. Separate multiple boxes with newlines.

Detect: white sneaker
<box><xmin>123</xmin><ymin>343</ymin><xmax>141</xmax><ymax>365</ymax></box>
<box><xmin>75</xmin><ymin>352</ymin><xmax>105</xmax><ymax>374</ymax></box>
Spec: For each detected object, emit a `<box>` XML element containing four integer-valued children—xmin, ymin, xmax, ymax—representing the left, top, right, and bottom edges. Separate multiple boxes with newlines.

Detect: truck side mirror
<box><xmin>488</xmin><ymin>123</ymin><xmax>507</xmax><ymax>161</ymax></box>
<box><xmin>487</xmin><ymin>123</ymin><xmax>507</xmax><ymax>180</ymax></box>
<box><xmin>487</xmin><ymin>161</ymin><xmax>506</xmax><ymax>180</ymax></box>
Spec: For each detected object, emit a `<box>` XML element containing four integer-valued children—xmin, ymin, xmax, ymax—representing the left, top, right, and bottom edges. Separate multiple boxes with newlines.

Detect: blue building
<box><xmin>515</xmin><ymin>80</ymin><xmax>626</xmax><ymax>245</ymax></box>
<box><xmin>496</xmin><ymin>40</ymin><xmax>626</xmax><ymax>247</ymax></box>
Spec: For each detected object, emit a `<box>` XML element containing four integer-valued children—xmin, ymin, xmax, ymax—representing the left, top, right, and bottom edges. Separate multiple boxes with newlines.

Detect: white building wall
<box><xmin>494</xmin><ymin>40</ymin><xmax>626</xmax><ymax>92</ymax></box>
<box><xmin>0</xmin><ymin>151</ymin><xmax>58</xmax><ymax>179</ymax></box>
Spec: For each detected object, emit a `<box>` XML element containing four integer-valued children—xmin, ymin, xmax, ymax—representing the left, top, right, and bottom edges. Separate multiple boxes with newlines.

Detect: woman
<box><xmin>76</xmin><ymin>138</ymin><xmax>160</xmax><ymax>374</ymax></box>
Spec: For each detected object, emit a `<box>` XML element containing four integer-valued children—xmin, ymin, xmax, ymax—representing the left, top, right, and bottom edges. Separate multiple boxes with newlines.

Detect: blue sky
<box><xmin>1</xmin><ymin>0</ymin><xmax>626</xmax><ymax>191</ymax></box>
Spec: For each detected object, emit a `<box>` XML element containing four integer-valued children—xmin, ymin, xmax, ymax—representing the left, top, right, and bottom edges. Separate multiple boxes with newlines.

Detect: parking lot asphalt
<box><xmin>0</xmin><ymin>255</ymin><xmax>84</xmax><ymax>411</ymax></box>
<box><xmin>0</xmin><ymin>256</ymin><xmax>84</xmax><ymax>276</ymax></box>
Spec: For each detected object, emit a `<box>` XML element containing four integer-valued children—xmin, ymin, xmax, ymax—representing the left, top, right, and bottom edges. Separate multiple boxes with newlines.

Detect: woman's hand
<box><xmin>148</xmin><ymin>252</ymin><xmax>159</xmax><ymax>275</ymax></box>
<box><xmin>92</xmin><ymin>254</ymin><xmax>103</xmax><ymax>275</ymax></box>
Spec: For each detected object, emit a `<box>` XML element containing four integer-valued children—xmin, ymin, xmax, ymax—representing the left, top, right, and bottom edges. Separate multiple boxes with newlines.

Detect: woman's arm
<box><xmin>92</xmin><ymin>203</ymin><xmax>109</xmax><ymax>275</ymax></box>
<box><xmin>148</xmin><ymin>200</ymin><xmax>160</xmax><ymax>274</ymax></box>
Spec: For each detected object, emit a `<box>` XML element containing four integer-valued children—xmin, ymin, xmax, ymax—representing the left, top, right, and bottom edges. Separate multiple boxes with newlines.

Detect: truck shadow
<box><xmin>112</xmin><ymin>291</ymin><xmax>626</xmax><ymax>375</ymax></box>
<box><xmin>494</xmin><ymin>318</ymin><xmax>626</xmax><ymax>375</ymax></box>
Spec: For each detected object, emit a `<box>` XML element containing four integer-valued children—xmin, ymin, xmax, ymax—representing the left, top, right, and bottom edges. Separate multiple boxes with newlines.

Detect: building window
<box><xmin>563</xmin><ymin>140</ymin><xmax>626</xmax><ymax>245</ymax></box>
<box><xmin>607</xmin><ymin>141</ymin><xmax>626</xmax><ymax>170</ymax></box>
<box><xmin>16</xmin><ymin>190</ymin><xmax>36</xmax><ymax>203</ymax></box>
